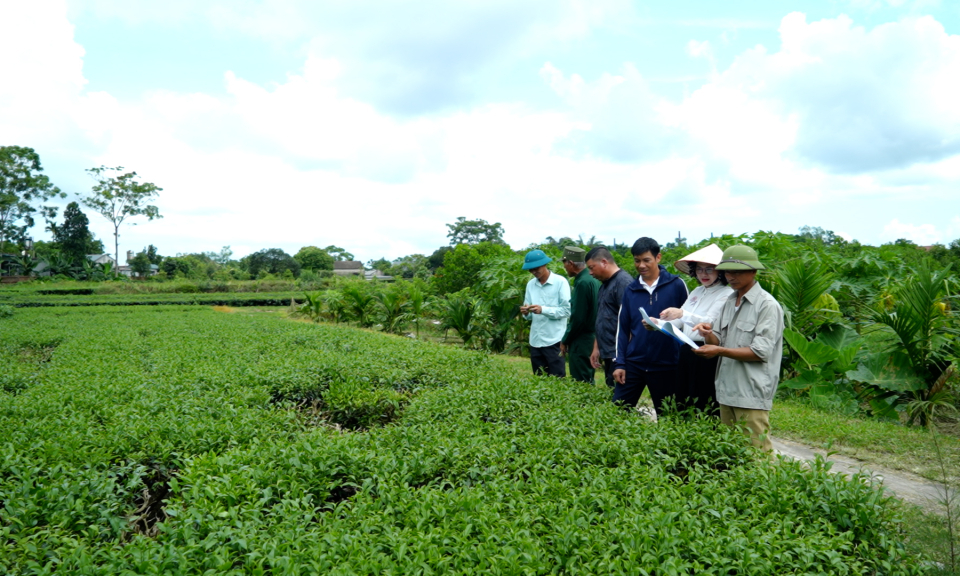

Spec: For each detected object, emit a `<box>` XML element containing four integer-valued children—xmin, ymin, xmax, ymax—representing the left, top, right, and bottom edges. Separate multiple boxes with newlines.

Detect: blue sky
<box><xmin>2</xmin><ymin>0</ymin><xmax>959</xmax><ymax>262</ymax></box>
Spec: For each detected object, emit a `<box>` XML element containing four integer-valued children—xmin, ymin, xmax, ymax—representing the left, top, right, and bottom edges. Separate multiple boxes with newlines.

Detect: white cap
<box><xmin>674</xmin><ymin>244</ymin><xmax>724</xmax><ymax>275</ymax></box>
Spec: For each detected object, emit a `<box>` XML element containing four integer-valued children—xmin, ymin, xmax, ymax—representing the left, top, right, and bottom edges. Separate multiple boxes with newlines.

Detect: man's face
<box><xmin>723</xmin><ymin>269</ymin><xmax>757</xmax><ymax>292</ymax></box>
<box><xmin>562</xmin><ymin>260</ymin><xmax>579</xmax><ymax>277</ymax></box>
<box><xmin>633</xmin><ymin>251</ymin><xmax>661</xmax><ymax>280</ymax></box>
<box><xmin>586</xmin><ymin>258</ymin><xmax>609</xmax><ymax>281</ymax></box>
<box><xmin>529</xmin><ymin>265</ymin><xmax>549</xmax><ymax>282</ymax></box>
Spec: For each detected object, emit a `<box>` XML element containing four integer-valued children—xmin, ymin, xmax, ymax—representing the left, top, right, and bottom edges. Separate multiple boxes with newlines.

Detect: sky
<box><xmin>2</xmin><ymin>0</ymin><xmax>959</xmax><ymax>263</ymax></box>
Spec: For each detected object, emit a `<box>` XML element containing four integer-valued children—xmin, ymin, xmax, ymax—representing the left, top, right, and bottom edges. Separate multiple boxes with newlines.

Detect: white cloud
<box><xmin>5</xmin><ymin>4</ymin><xmax>960</xmax><ymax>262</ymax></box>
<box><xmin>882</xmin><ymin>218</ymin><xmax>941</xmax><ymax>244</ymax></box>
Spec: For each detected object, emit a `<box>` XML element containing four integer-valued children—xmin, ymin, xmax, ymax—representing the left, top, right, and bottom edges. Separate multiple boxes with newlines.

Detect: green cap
<box><xmin>715</xmin><ymin>245</ymin><xmax>765</xmax><ymax>271</ymax></box>
<box><xmin>562</xmin><ymin>246</ymin><xmax>585</xmax><ymax>263</ymax></box>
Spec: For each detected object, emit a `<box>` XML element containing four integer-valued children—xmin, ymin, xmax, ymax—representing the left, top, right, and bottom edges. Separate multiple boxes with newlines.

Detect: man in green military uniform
<box><xmin>560</xmin><ymin>246</ymin><xmax>601</xmax><ymax>384</ymax></box>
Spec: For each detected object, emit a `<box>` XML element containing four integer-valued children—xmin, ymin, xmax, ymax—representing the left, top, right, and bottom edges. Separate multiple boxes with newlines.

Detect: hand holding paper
<box><xmin>640</xmin><ymin>308</ymin><xmax>700</xmax><ymax>349</ymax></box>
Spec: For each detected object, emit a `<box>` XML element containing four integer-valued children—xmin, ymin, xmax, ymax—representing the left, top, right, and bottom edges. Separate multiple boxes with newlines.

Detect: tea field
<box><xmin>0</xmin><ymin>306</ymin><xmax>927</xmax><ymax>574</ymax></box>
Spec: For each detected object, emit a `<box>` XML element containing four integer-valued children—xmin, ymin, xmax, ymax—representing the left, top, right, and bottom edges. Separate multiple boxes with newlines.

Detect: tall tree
<box><xmin>0</xmin><ymin>146</ymin><xmax>64</xmax><ymax>255</ymax></box>
<box><xmin>446</xmin><ymin>217</ymin><xmax>505</xmax><ymax>245</ymax></box>
<box><xmin>81</xmin><ymin>166</ymin><xmax>162</xmax><ymax>266</ymax></box>
<box><xmin>324</xmin><ymin>245</ymin><xmax>355</xmax><ymax>262</ymax></box>
<box><xmin>245</xmin><ymin>248</ymin><xmax>301</xmax><ymax>278</ymax></box>
<box><xmin>48</xmin><ymin>201</ymin><xmax>102</xmax><ymax>265</ymax></box>
<box><xmin>294</xmin><ymin>246</ymin><xmax>334</xmax><ymax>271</ymax></box>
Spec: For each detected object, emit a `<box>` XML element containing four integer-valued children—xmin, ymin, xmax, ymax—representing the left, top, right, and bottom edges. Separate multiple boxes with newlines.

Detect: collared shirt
<box><xmin>523</xmin><ymin>271</ymin><xmax>571</xmax><ymax>348</ymax></box>
<box><xmin>595</xmin><ymin>268</ymin><xmax>633</xmax><ymax>359</ymax></box>
<box><xmin>639</xmin><ymin>275</ymin><xmax>659</xmax><ymax>294</ymax></box>
<box><xmin>668</xmin><ymin>282</ymin><xmax>734</xmax><ymax>342</ymax></box>
<box><xmin>563</xmin><ymin>268</ymin><xmax>600</xmax><ymax>344</ymax></box>
<box><xmin>711</xmin><ymin>282</ymin><xmax>784</xmax><ymax>411</ymax></box>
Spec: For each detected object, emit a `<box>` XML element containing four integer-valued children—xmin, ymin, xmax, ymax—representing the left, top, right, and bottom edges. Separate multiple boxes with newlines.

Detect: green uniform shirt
<box><xmin>563</xmin><ymin>268</ymin><xmax>600</xmax><ymax>344</ymax></box>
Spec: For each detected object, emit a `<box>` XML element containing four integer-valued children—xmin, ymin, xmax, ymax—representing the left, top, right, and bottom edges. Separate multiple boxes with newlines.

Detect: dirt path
<box><xmin>772</xmin><ymin>437</ymin><xmax>950</xmax><ymax>514</ymax></box>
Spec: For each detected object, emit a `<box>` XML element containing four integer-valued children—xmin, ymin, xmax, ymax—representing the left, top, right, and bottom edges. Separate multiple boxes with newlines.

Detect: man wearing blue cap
<box><xmin>521</xmin><ymin>249</ymin><xmax>571</xmax><ymax>377</ymax></box>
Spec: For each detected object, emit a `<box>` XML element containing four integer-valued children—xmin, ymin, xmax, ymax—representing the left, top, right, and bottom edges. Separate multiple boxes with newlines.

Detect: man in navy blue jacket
<box><xmin>612</xmin><ymin>237</ymin><xmax>689</xmax><ymax>413</ymax></box>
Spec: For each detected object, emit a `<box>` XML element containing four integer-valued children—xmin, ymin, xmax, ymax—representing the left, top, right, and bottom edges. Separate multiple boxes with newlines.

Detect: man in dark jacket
<box><xmin>586</xmin><ymin>246</ymin><xmax>633</xmax><ymax>388</ymax></box>
<box><xmin>560</xmin><ymin>246</ymin><xmax>600</xmax><ymax>383</ymax></box>
<box><xmin>612</xmin><ymin>237</ymin><xmax>689</xmax><ymax>413</ymax></box>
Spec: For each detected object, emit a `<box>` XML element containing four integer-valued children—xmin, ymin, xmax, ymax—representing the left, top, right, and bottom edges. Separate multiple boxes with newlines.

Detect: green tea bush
<box><xmin>0</xmin><ymin>307</ymin><xmax>926</xmax><ymax>574</ymax></box>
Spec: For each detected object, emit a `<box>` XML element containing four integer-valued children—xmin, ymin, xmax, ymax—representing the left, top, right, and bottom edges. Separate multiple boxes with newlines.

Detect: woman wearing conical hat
<box><xmin>659</xmin><ymin>244</ymin><xmax>733</xmax><ymax>415</ymax></box>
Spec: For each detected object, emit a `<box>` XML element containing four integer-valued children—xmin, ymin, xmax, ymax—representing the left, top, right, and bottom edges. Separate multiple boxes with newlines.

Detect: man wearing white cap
<box><xmin>693</xmin><ymin>245</ymin><xmax>784</xmax><ymax>451</ymax></box>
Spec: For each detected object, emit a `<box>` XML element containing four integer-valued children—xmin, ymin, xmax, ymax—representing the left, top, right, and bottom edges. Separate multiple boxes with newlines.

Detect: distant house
<box><xmin>87</xmin><ymin>254</ymin><xmax>117</xmax><ymax>266</ymax></box>
<box><xmin>364</xmin><ymin>269</ymin><xmax>394</xmax><ymax>281</ymax></box>
<box><xmin>333</xmin><ymin>261</ymin><xmax>364</xmax><ymax>276</ymax></box>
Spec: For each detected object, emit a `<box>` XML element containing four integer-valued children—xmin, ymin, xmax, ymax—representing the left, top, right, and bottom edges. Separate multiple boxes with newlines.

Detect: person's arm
<box><xmin>563</xmin><ymin>278</ymin><xmax>593</xmax><ymax>343</ymax></box>
<box><xmin>693</xmin><ymin>299</ymin><xmax>780</xmax><ymax>361</ymax></box>
<box><xmin>681</xmin><ymin>287</ymin><xmax>731</xmax><ymax>327</ymax></box>
<box><xmin>613</xmin><ymin>302</ymin><xmax>628</xmax><ymax>371</ymax></box>
<box><xmin>540</xmin><ymin>278</ymin><xmax>571</xmax><ymax>320</ymax></box>
<box><xmin>521</xmin><ymin>282</ymin><xmax>533</xmax><ymax>320</ymax></box>
<box><xmin>590</xmin><ymin>339</ymin><xmax>601</xmax><ymax>369</ymax></box>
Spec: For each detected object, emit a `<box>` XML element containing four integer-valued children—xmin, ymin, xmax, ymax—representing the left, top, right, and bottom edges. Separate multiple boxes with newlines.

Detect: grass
<box><xmin>902</xmin><ymin>503</ymin><xmax>960</xmax><ymax>575</ymax></box>
<box><xmin>773</xmin><ymin>397</ymin><xmax>960</xmax><ymax>484</ymax></box>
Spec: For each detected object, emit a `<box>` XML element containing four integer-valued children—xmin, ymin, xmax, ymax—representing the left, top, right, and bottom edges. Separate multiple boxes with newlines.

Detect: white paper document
<box><xmin>639</xmin><ymin>308</ymin><xmax>700</xmax><ymax>349</ymax></box>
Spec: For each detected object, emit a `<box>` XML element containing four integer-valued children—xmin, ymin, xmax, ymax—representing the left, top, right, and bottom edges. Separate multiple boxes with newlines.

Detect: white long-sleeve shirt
<box><xmin>669</xmin><ymin>283</ymin><xmax>734</xmax><ymax>342</ymax></box>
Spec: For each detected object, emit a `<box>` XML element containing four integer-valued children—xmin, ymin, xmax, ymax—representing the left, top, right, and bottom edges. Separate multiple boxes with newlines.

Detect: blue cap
<box><xmin>522</xmin><ymin>249</ymin><xmax>552</xmax><ymax>270</ymax></box>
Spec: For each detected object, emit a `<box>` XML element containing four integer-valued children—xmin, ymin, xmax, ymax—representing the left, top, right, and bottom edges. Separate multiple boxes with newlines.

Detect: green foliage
<box><xmin>129</xmin><ymin>250</ymin><xmax>153</xmax><ymax>278</ymax></box>
<box><xmin>244</xmin><ymin>248</ymin><xmax>301</xmax><ymax>279</ymax></box>
<box><xmin>323</xmin><ymin>245</ymin><xmax>354</xmax><ymax>262</ymax></box>
<box><xmin>434</xmin><ymin>241</ymin><xmax>515</xmax><ymax>295</ymax></box>
<box><xmin>0</xmin><ymin>146</ymin><xmax>65</xmax><ymax>256</ymax></box>
<box><xmin>374</xmin><ymin>283</ymin><xmax>411</xmax><ymax>334</ymax></box>
<box><xmin>446</xmin><ymin>216</ymin><xmax>505</xmax><ymax>245</ymax></box>
<box><xmin>47</xmin><ymin>202</ymin><xmax>103</xmax><ymax>266</ymax></box>
<box><xmin>294</xmin><ymin>246</ymin><xmax>334</xmax><ymax>271</ymax></box>
<box><xmin>438</xmin><ymin>290</ymin><xmax>479</xmax><ymax>346</ymax></box>
<box><xmin>768</xmin><ymin>257</ymin><xmax>837</xmax><ymax>333</ymax></box>
<box><xmin>342</xmin><ymin>281</ymin><xmax>375</xmax><ymax>327</ymax></box>
<box><xmin>0</xmin><ymin>307</ymin><xmax>927</xmax><ymax>574</ymax></box>
<box><xmin>81</xmin><ymin>165</ymin><xmax>162</xmax><ymax>266</ymax></box>
<box><xmin>0</xmin><ymin>304</ymin><xmax>12</xmax><ymax>318</ymax></box>
<box><xmin>851</xmin><ymin>261</ymin><xmax>959</xmax><ymax>423</ymax></box>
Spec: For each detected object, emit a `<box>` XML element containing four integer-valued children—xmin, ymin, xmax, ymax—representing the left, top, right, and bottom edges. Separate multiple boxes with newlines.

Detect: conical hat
<box><xmin>674</xmin><ymin>244</ymin><xmax>724</xmax><ymax>275</ymax></box>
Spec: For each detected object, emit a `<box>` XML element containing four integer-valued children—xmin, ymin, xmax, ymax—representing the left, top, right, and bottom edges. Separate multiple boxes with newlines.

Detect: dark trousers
<box><xmin>676</xmin><ymin>345</ymin><xmax>720</xmax><ymax>416</ymax></box>
<box><xmin>612</xmin><ymin>367</ymin><xmax>677</xmax><ymax>414</ymax></box>
<box><xmin>602</xmin><ymin>358</ymin><xmax>616</xmax><ymax>388</ymax></box>
<box><xmin>530</xmin><ymin>342</ymin><xmax>566</xmax><ymax>378</ymax></box>
<box><xmin>566</xmin><ymin>336</ymin><xmax>596</xmax><ymax>384</ymax></box>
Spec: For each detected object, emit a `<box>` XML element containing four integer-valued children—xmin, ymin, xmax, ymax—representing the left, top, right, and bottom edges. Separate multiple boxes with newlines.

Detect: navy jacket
<box><xmin>613</xmin><ymin>266</ymin><xmax>689</xmax><ymax>372</ymax></box>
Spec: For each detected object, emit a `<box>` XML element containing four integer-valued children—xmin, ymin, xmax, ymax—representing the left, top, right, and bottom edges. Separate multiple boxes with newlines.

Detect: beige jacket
<box><xmin>711</xmin><ymin>282</ymin><xmax>784</xmax><ymax>411</ymax></box>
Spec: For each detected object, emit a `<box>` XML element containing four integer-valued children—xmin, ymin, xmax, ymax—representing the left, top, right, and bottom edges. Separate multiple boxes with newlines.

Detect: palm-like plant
<box><xmin>768</xmin><ymin>257</ymin><xmax>837</xmax><ymax>333</ymax></box>
<box><xmin>407</xmin><ymin>284</ymin><xmax>430</xmax><ymax>338</ymax></box>
<box><xmin>851</xmin><ymin>261</ymin><xmax>958</xmax><ymax>424</ymax></box>
<box><xmin>343</xmin><ymin>283</ymin><xmax>375</xmax><ymax>327</ymax></box>
<box><xmin>438</xmin><ymin>292</ymin><xmax>478</xmax><ymax>347</ymax></box>
<box><xmin>299</xmin><ymin>291</ymin><xmax>324</xmax><ymax>323</ymax></box>
<box><xmin>322</xmin><ymin>290</ymin><xmax>348</xmax><ymax>324</ymax></box>
<box><xmin>375</xmin><ymin>285</ymin><xmax>411</xmax><ymax>334</ymax></box>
